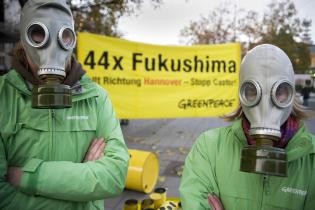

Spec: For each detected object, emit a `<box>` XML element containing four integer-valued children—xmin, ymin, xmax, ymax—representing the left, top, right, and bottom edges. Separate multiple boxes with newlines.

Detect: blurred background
<box><xmin>1</xmin><ymin>0</ymin><xmax>315</xmax><ymax>99</ymax></box>
<box><xmin>1</xmin><ymin>0</ymin><xmax>315</xmax><ymax>209</ymax></box>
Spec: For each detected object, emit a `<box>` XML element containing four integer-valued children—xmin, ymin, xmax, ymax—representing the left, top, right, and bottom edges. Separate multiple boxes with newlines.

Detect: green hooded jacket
<box><xmin>179</xmin><ymin>119</ymin><xmax>315</xmax><ymax>210</ymax></box>
<box><xmin>0</xmin><ymin>70</ymin><xmax>130</xmax><ymax>210</ymax></box>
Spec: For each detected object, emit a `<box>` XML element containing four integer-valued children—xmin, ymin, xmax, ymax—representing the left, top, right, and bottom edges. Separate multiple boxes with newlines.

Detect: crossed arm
<box><xmin>179</xmin><ymin>133</ymin><xmax>224</xmax><ymax>210</ymax></box>
<box><xmin>7</xmin><ymin>138</ymin><xmax>106</xmax><ymax>187</ymax></box>
<box><xmin>1</xmin><ymin>95</ymin><xmax>129</xmax><ymax>209</ymax></box>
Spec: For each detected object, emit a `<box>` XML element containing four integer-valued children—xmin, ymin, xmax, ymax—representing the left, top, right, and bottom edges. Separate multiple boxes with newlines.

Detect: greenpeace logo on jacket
<box><xmin>281</xmin><ymin>187</ymin><xmax>307</xmax><ymax>196</ymax></box>
<box><xmin>66</xmin><ymin>115</ymin><xmax>89</xmax><ymax>120</ymax></box>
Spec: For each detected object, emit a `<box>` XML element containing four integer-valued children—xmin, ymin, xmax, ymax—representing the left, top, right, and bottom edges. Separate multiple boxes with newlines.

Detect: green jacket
<box><xmin>0</xmin><ymin>70</ymin><xmax>130</xmax><ymax>210</ymax></box>
<box><xmin>179</xmin><ymin>119</ymin><xmax>315</xmax><ymax>210</ymax></box>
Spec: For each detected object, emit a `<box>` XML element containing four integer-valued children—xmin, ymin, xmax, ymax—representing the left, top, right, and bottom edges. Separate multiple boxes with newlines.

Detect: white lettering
<box><xmin>66</xmin><ymin>116</ymin><xmax>89</xmax><ymax>120</ymax></box>
<box><xmin>281</xmin><ymin>187</ymin><xmax>307</xmax><ymax>196</ymax></box>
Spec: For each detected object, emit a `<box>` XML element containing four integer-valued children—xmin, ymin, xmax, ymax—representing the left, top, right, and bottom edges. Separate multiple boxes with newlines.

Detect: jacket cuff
<box><xmin>19</xmin><ymin>158</ymin><xmax>44</xmax><ymax>195</ymax></box>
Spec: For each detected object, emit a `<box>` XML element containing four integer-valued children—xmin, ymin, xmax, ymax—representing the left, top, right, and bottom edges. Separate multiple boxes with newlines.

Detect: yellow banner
<box><xmin>77</xmin><ymin>32</ymin><xmax>241</xmax><ymax>119</ymax></box>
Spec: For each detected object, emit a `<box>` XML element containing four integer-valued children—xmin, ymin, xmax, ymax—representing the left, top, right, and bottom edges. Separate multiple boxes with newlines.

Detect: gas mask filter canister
<box><xmin>239</xmin><ymin>44</ymin><xmax>295</xmax><ymax>177</ymax></box>
<box><xmin>20</xmin><ymin>0</ymin><xmax>76</xmax><ymax>108</ymax></box>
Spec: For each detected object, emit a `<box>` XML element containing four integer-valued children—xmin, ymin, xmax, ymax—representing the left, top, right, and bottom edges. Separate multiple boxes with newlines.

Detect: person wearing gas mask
<box><xmin>0</xmin><ymin>0</ymin><xmax>129</xmax><ymax>210</ymax></box>
<box><xmin>179</xmin><ymin>44</ymin><xmax>315</xmax><ymax>210</ymax></box>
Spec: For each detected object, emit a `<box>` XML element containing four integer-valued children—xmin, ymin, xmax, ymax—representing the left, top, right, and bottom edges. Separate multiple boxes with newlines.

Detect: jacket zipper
<box><xmin>260</xmin><ymin>175</ymin><xmax>270</xmax><ymax>210</ymax></box>
<box><xmin>264</xmin><ymin>175</ymin><xmax>270</xmax><ymax>195</ymax></box>
<box><xmin>49</xmin><ymin>109</ymin><xmax>55</xmax><ymax>159</ymax></box>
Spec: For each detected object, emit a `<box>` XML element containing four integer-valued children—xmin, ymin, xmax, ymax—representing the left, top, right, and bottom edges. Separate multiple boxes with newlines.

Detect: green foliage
<box><xmin>180</xmin><ymin>0</ymin><xmax>312</xmax><ymax>73</ymax></box>
<box><xmin>180</xmin><ymin>3</ymin><xmax>261</xmax><ymax>46</ymax></box>
<box><xmin>256</xmin><ymin>0</ymin><xmax>311</xmax><ymax>73</ymax></box>
<box><xmin>180</xmin><ymin>3</ymin><xmax>238</xmax><ymax>45</ymax></box>
<box><xmin>11</xmin><ymin>0</ymin><xmax>162</xmax><ymax>37</ymax></box>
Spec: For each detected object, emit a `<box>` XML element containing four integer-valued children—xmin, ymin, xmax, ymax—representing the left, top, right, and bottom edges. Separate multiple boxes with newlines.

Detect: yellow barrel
<box><xmin>126</xmin><ymin>149</ymin><xmax>159</xmax><ymax>193</ymax></box>
<box><xmin>123</xmin><ymin>199</ymin><xmax>138</xmax><ymax>210</ymax></box>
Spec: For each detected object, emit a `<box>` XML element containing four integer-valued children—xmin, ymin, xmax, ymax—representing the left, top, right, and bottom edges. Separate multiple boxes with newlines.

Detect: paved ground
<box><xmin>104</xmin><ymin>117</ymin><xmax>230</xmax><ymax>210</ymax></box>
<box><xmin>105</xmin><ymin>100</ymin><xmax>315</xmax><ymax>210</ymax></box>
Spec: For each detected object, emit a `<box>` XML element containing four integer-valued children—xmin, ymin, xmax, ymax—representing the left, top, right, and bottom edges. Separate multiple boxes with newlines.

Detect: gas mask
<box><xmin>239</xmin><ymin>44</ymin><xmax>295</xmax><ymax>177</ymax></box>
<box><xmin>20</xmin><ymin>0</ymin><xmax>76</xmax><ymax>108</ymax></box>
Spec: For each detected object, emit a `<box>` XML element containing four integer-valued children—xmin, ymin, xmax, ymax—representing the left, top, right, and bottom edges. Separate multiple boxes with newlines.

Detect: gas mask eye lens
<box><xmin>240</xmin><ymin>80</ymin><xmax>261</xmax><ymax>107</ymax></box>
<box><xmin>58</xmin><ymin>27</ymin><xmax>76</xmax><ymax>50</ymax></box>
<box><xmin>276</xmin><ymin>84</ymin><xmax>289</xmax><ymax>102</ymax></box>
<box><xmin>31</xmin><ymin>28</ymin><xmax>44</xmax><ymax>43</ymax></box>
<box><xmin>244</xmin><ymin>83</ymin><xmax>257</xmax><ymax>101</ymax></box>
<box><xmin>26</xmin><ymin>22</ymin><xmax>49</xmax><ymax>48</ymax></box>
<box><xmin>62</xmin><ymin>29</ymin><xmax>73</xmax><ymax>45</ymax></box>
<box><xmin>272</xmin><ymin>80</ymin><xmax>294</xmax><ymax>108</ymax></box>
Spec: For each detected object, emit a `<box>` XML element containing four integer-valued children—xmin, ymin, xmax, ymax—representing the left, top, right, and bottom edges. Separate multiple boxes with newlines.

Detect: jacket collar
<box><xmin>232</xmin><ymin>118</ymin><xmax>315</xmax><ymax>162</ymax></box>
<box><xmin>5</xmin><ymin>70</ymin><xmax>98</xmax><ymax>102</ymax></box>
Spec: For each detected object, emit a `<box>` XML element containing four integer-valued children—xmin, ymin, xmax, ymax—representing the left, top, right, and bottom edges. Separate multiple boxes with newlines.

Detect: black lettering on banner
<box><xmin>171</xmin><ymin>59</ymin><xmax>181</xmax><ymax>72</ymax></box>
<box><xmin>83</xmin><ymin>51</ymin><xmax>125</xmax><ymax>70</ymax></box>
<box><xmin>158</xmin><ymin>54</ymin><xmax>168</xmax><ymax>71</ymax></box>
<box><xmin>145</xmin><ymin>57</ymin><xmax>155</xmax><ymax>71</ymax></box>
<box><xmin>133</xmin><ymin>53</ymin><xmax>143</xmax><ymax>71</ymax></box>
<box><xmin>183</xmin><ymin>59</ymin><xmax>192</xmax><ymax>72</ymax></box>
<box><xmin>212</xmin><ymin>60</ymin><xmax>226</xmax><ymax>72</ymax></box>
<box><xmin>194</xmin><ymin>55</ymin><xmax>203</xmax><ymax>72</ymax></box>
<box><xmin>113</xmin><ymin>56</ymin><xmax>124</xmax><ymax>70</ymax></box>
<box><xmin>228</xmin><ymin>61</ymin><xmax>236</xmax><ymax>72</ymax></box>
<box><xmin>98</xmin><ymin>51</ymin><xmax>110</xmax><ymax>69</ymax></box>
<box><xmin>84</xmin><ymin>51</ymin><xmax>96</xmax><ymax>69</ymax></box>
<box><xmin>178</xmin><ymin>98</ymin><xmax>236</xmax><ymax>109</ymax></box>
<box><xmin>83</xmin><ymin>51</ymin><xmax>238</xmax><ymax>73</ymax></box>
<box><xmin>91</xmin><ymin>76</ymin><xmax>101</xmax><ymax>84</ymax></box>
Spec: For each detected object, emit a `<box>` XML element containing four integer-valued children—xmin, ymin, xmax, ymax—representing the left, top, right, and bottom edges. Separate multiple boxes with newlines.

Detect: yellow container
<box><xmin>157</xmin><ymin>201</ymin><xmax>178</xmax><ymax>210</ymax></box>
<box><xmin>141</xmin><ymin>198</ymin><xmax>154</xmax><ymax>210</ymax></box>
<box><xmin>152</xmin><ymin>187</ymin><xmax>167</xmax><ymax>208</ymax></box>
<box><xmin>149</xmin><ymin>193</ymin><xmax>163</xmax><ymax>208</ymax></box>
<box><xmin>154</xmin><ymin>187</ymin><xmax>167</xmax><ymax>202</ymax></box>
<box><xmin>125</xmin><ymin>149</ymin><xmax>159</xmax><ymax>193</ymax></box>
<box><xmin>123</xmin><ymin>199</ymin><xmax>138</xmax><ymax>210</ymax></box>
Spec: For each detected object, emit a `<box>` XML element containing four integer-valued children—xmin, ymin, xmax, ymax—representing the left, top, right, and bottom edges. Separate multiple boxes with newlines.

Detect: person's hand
<box><xmin>7</xmin><ymin>167</ymin><xmax>22</xmax><ymax>187</ymax></box>
<box><xmin>208</xmin><ymin>194</ymin><xmax>224</xmax><ymax>210</ymax></box>
<box><xmin>83</xmin><ymin>138</ymin><xmax>106</xmax><ymax>162</ymax></box>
